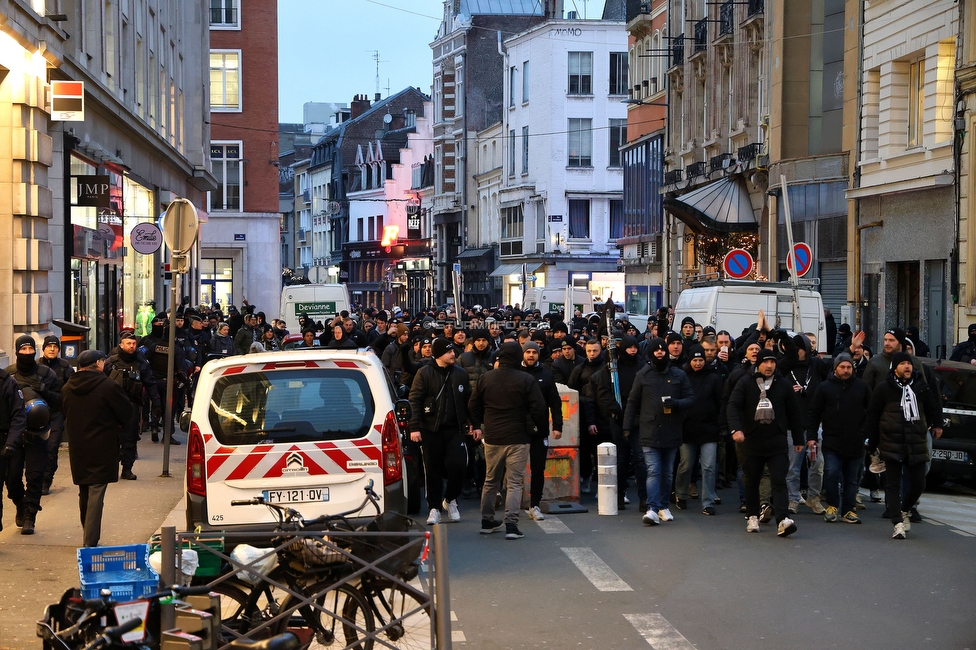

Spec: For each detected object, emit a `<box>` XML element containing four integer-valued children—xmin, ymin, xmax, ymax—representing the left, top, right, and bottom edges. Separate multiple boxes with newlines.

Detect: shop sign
<box><xmin>52</xmin><ymin>80</ymin><xmax>85</xmax><ymax>121</ymax></box>
<box><xmin>130</xmin><ymin>222</ymin><xmax>162</xmax><ymax>255</ymax></box>
<box><xmin>76</xmin><ymin>175</ymin><xmax>111</xmax><ymax>208</ymax></box>
<box><xmin>295</xmin><ymin>301</ymin><xmax>338</xmax><ymax>316</ymax></box>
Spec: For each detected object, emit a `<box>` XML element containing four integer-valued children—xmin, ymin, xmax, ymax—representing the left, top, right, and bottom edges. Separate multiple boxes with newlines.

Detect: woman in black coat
<box><xmin>61</xmin><ymin>352</ymin><xmax>133</xmax><ymax>547</ymax></box>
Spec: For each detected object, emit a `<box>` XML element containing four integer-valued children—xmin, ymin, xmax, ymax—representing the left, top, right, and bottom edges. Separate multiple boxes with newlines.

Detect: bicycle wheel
<box><xmin>210</xmin><ymin>580</ymin><xmax>279</xmax><ymax>641</ymax></box>
<box><xmin>277</xmin><ymin>581</ymin><xmax>375</xmax><ymax>649</ymax></box>
<box><xmin>366</xmin><ymin>580</ymin><xmax>432</xmax><ymax>650</ymax></box>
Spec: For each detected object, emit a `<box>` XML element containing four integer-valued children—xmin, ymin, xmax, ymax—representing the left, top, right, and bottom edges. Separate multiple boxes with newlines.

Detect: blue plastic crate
<box><xmin>77</xmin><ymin>544</ymin><xmax>160</xmax><ymax>600</ymax></box>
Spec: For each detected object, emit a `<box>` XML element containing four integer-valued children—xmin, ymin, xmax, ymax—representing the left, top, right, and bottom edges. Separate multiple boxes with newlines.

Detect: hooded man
<box><xmin>624</xmin><ymin>337</ymin><xmax>695</xmax><ymax>526</ymax></box>
<box><xmin>468</xmin><ymin>341</ymin><xmax>547</xmax><ymax>540</ymax></box>
<box><xmin>39</xmin><ymin>335</ymin><xmax>73</xmax><ymax>493</ymax></box>
<box><xmin>521</xmin><ymin>341</ymin><xmax>563</xmax><ymax>521</ymax></box>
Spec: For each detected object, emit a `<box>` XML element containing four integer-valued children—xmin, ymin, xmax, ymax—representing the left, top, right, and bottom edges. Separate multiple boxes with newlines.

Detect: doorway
<box><xmin>894</xmin><ymin>262</ymin><xmax>920</xmax><ymax>334</ymax></box>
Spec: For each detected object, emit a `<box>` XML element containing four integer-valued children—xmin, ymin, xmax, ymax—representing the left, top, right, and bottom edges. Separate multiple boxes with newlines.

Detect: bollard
<box><xmin>160</xmin><ymin>525</ymin><xmax>176</xmax><ymax>632</ymax></box>
<box><xmin>597</xmin><ymin>442</ymin><xmax>617</xmax><ymax>515</ymax></box>
<box><xmin>432</xmin><ymin>523</ymin><xmax>452</xmax><ymax>650</ymax></box>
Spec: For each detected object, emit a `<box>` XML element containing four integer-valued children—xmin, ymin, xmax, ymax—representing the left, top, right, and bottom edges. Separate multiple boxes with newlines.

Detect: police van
<box><xmin>522</xmin><ymin>288</ymin><xmax>594</xmax><ymax>314</ymax></box>
<box><xmin>183</xmin><ymin>348</ymin><xmax>408</xmax><ymax>534</ymax></box>
<box><xmin>279</xmin><ymin>284</ymin><xmax>351</xmax><ymax>334</ymax></box>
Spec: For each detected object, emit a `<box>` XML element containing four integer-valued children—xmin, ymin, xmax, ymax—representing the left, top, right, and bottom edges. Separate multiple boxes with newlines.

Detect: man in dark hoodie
<box><xmin>469</xmin><ymin>341</ymin><xmax>548</xmax><ymax>540</ymax></box>
<box><xmin>5</xmin><ymin>335</ymin><xmax>62</xmax><ymax>534</ymax></box>
<box><xmin>521</xmin><ymin>341</ymin><xmax>563</xmax><ymax>521</ymax></box>
<box><xmin>103</xmin><ymin>331</ymin><xmax>161</xmax><ymax>480</ymax></box>
<box><xmin>39</xmin><ymin>335</ymin><xmax>73</xmax><ymax>494</ymax></box>
<box><xmin>567</xmin><ymin>339</ymin><xmax>606</xmax><ymax>494</ymax></box>
<box><xmin>592</xmin><ymin>335</ymin><xmax>646</xmax><ymax>510</ymax></box>
<box><xmin>61</xmin><ymin>350</ymin><xmax>133</xmax><ymax>547</ymax></box>
<box><xmin>624</xmin><ymin>337</ymin><xmax>695</xmax><ymax>526</ymax></box>
<box><xmin>675</xmin><ymin>345</ymin><xmax>724</xmax><ymax>515</ymax></box>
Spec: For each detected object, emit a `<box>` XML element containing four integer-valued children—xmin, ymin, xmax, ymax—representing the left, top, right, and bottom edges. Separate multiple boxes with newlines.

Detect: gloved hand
<box><xmin>0</xmin><ymin>445</ymin><xmax>16</xmax><ymax>458</ymax></box>
<box><xmin>662</xmin><ymin>396</ymin><xmax>676</xmax><ymax>408</ymax></box>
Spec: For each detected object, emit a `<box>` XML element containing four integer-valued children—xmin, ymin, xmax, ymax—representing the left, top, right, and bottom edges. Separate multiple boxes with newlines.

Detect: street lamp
<box><xmin>621</xmin><ymin>98</ymin><xmax>667</xmax><ymax>106</ymax></box>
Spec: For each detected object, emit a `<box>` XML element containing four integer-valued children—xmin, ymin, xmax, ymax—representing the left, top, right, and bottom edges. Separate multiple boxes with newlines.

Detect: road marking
<box><xmin>536</xmin><ymin>515</ymin><xmax>573</xmax><ymax>534</ymax></box>
<box><xmin>624</xmin><ymin>613</ymin><xmax>696</xmax><ymax>649</ymax></box>
<box><xmin>951</xmin><ymin>529</ymin><xmax>974</xmax><ymax>537</ymax></box>
<box><xmin>561</xmin><ymin>547</ymin><xmax>632</xmax><ymax>592</ymax></box>
<box><xmin>451</xmin><ymin>611</ymin><xmax>458</xmax><ymax>622</ymax></box>
<box><xmin>452</xmin><ymin>630</ymin><xmax>466</xmax><ymax>642</ymax></box>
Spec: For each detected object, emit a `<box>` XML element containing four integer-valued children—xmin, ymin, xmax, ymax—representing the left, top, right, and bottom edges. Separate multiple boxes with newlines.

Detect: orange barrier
<box><xmin>521</xmin><ymin>384</ymin><xmax>588</xmax><ymax>514</ymax></box>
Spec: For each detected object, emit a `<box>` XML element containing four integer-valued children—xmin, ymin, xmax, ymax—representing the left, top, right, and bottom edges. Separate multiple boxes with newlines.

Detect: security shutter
<box><xmin>818</xmin><ymin>261</ymin><xmax>847</xmax><ymax>314</ymax></box>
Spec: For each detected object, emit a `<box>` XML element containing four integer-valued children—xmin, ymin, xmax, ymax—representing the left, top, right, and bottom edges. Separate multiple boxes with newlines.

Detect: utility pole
<box><xmin>371</xmin><ymin>50</ymin><xmax>388</xmax><ymax>97</ymax></box>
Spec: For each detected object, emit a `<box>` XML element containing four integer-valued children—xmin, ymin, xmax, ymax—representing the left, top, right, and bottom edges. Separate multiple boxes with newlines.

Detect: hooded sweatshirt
<box><xmin>61</xmin><ymin>369</ymin><xmax>133</xmax><ymax>485</ymax></box>
<box><xmin>468</xmin><ymin>342</ymin><xmax>548</xmax><ymax>445</ymax></box>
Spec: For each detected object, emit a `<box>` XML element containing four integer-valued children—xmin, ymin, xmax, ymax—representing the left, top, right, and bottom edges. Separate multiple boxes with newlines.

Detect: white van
<box><xmin>673</xmin><ymin>281</ymin><xmax>827</xmax><ymax>352</ymax></box>
<box><xmin>279</xmin><ymin>284</ymin><xmax>350</xmax><ymax>333</ymax></box>
<box><xmin>523</xmin><ymin>288</ymin><xmax>594</xmax><ymax>314</ymax></box>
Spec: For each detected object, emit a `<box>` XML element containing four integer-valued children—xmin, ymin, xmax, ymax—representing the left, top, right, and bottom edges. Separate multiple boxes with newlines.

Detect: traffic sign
<box><xmin>160</xmin><ymin>198</ymin><xmax>200</xmax><ymax>254</ymax></box>
<box><xmin>787</xmin><ymin>242</ymin><xmax>813</xmax><ymax>277</ymax></box>
<box><xmin>723</xmin><ymin>249</ymin><xmax>754</xmax><ymax>279</ymax></box>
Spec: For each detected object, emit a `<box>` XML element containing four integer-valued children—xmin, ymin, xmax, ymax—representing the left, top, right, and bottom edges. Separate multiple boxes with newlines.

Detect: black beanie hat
<box><xmin>42</xmin><ymin>335</ymin><xmax>61</xmax><ymax>349</ymax></box>
<box><xmin>647</xmin><ymin>337</ymin><xmax>666</xmax><ymax>354</ymax></box>
<box><xmin>886</xmin><ymin>327</ymin><xmax>907</xmax><ymax>349</ymax></box>
<box><xmin>666</xmin><ymin>332</ymin><xmax>682</xmax><ymax>345</ymax></box>
<box><xmin>969</xmin><ymin>323</ymin><xmax>976</xmax><ymax>337</ymax></box>
<box><xmin>620</xmin><ymin>335</ymin><xmax>639</xmax><ymax>350</ymax></box>
<box><xmin>471</xmin><ymin>328</ymin><xmax>490</xmax><ymax>342</ymax></box>
<box><xmin>15</xmin><ymin>335</ymin><xmax>35</xmax><ymax>352</ymax></box>
<box><xmin>688</xmin><ymin>344</ymin><xmax>705</xmax><ymax>359</ymax></box>
<box><xmin>680</xmin><ymin>316</ymin><xmax>696</xmax><ymax>328</ymax></box>
<box><xmin>891</xmin><ymin>351</ymin><xmax>913</xmax><ymax>369</ymax></box>
<box><xmin>432</xmin><ymin>337</ymin><xmax>453</xmax><ymax>359</ymax></box>
<box><xmin>756</xmin><ymin>349</ymin><xmax>778</xmax><ymax>363</ymax></box>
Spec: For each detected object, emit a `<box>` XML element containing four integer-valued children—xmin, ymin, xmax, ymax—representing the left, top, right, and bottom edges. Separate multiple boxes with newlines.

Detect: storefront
<box><xmin>68</xmin><ymin>153</ymin><xmax>159</xmax><ymax>351</ymax></box>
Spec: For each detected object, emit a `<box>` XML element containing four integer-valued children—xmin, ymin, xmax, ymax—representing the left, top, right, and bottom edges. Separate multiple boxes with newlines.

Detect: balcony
<box><xmin>719</xmin><ymin>1</ymin><xmax>734</xmax><ymax>37</ymax></box>
<box><xmin>737</xmin><ymin>142</ymin><xmax>762</xmax><ymax>162</ymax></box>
<box><xmin>747</xmin><ymin>0</ymin><xmax>764</xmax><ymax>18</ymax></box>
<box><xmin>687</xmin><ymin>162</ymin><xmax>707</xmax><ymax>179</ymax></box>
<box><xmin>709</xmin><ymin>153</ymin><xmax>733</xmax><ymax>174</ymax></box>
<box><xmin>671</xmin><ymin>34</ymin><xmax>685</xmax><ymax>67</ymax></box>
<box><xmin>298</xmin><ymin>228</ymin><xmax>307</xmax><ymax>243</ymax></box>
<box><xmin>694</xmin><ymin>19</ymin><xmax>708</xmax><ymax>54</ymax></box>
<box><xmin>664</xmin><ymin>169</ymin><xmax>683</xmax><ymax>185</ymax></box>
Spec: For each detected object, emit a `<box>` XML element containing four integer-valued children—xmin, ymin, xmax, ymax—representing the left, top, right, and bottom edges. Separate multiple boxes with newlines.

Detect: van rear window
<box><xmin>207</xmin><ymin>369</ymin><xmax>374</xmax><ymax>445</ymax></box>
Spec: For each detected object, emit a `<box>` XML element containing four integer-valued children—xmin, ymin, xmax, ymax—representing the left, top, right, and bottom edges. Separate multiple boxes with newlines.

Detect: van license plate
<box><xmin>931</xmin><ymin>449</ymin><xmax>967</xmax><ymax>462</ymax></box>
<box><xmin>262</xmin><ymin>488</ymin><xmax>330</xmax><ymax>504</ymax></box>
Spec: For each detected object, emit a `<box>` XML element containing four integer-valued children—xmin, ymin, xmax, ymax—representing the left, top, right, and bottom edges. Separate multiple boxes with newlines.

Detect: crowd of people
<box><xmin>0</xmin><ymin>294</ymin><xmax>947</xmax><ymax>546</ymax></box>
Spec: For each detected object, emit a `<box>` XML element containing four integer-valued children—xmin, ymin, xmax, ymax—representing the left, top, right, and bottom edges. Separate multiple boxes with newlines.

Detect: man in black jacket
<box><xmin>806</xmin><ymin>354</ymin><xmax>871</xmax><ymax>523</ymax></box>
<box><xmin>0</xmin><ymin>355</ymin><xmax>27</xmax><ymax>533</ymax></box>
<box><xmin>676</xmin><ymin>345</ymin><xmax>724</xmax><ymax>515</ymax></box>
<box><xmin>103</xmin><ymin>331</ymin><xmax>161</xmax><ymax>480</ymax></box>
<box><xmin>469</xmin><ymin>342</ymin><xmax>548</xmax><ymax>540</ymax></box>
<box><xmin>521</xmin><ymin>341</ymin><xmax>563</xmax><ymax>521</ymax></box>
<box><xmin>408</xmin><ymin>337</ymin><xmax>472</xmax><ymax>525</ymax></box>
<box><xmin>5</xmin><ymin>335</ymin><xmax>62</xmax><ymax>534</ymax></box>
<box><xmin>551</xmin><ymin>337</ymin><xmax>584</xmax><ymax>385</ymax></box>
<box><xmin>728</xmin><ymin>349</ymin><xmax>804</xmax><ymax>537</ymax></box>
<box><xmin>39</xmin><ymin>335</ymin><xmax>73</xmax><ymax>494</ymax></box>
<box><xmin>567</xmin><ymin>339</ymin><xmax>606</xmax><ymax>494</ymax></box>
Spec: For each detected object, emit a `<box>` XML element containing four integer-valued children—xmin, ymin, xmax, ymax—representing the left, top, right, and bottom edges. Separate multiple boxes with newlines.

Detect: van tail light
<box><xmin>381</xmin><ymin>410</ymin><xmax>403</xmax><ymax>485</ymax></box>
<box><xmin>186</xmin><ymin>422</ymin><xmax>207</xmax><ymax>497</ymax></box>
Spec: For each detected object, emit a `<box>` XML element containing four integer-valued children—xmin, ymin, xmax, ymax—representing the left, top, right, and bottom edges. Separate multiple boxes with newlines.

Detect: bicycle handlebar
<box><xmin>82</xmin><ymin>617</ymin><xmax>141</xmax><ymax>650</ymax></box>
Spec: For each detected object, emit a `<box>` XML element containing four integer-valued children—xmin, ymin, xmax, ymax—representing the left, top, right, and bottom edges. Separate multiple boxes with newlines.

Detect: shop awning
<box><xmin>457</xmin><ymin>247</ymin><xmax>492</xmax><ymax>259</ymax></box>
<box><xmin>663</xmin><ymin>177</ymin><xmax>758</xmax><ymax>234</ymax></box>
<box><xmin>489</xmin><ymin>263</ymin><xmax>522</xmax><ymax>277</ymax></box>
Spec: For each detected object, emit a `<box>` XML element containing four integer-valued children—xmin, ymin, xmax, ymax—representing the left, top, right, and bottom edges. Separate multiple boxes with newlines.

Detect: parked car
<box><xmin>920</xmin><ymin>358</ymin><xmax>976</xmax><ymax>485</ymax></box>
<box><xmin>183</xmin><ymin>348</ymin><xmax>410</xmax><ymax>535</ymax></box>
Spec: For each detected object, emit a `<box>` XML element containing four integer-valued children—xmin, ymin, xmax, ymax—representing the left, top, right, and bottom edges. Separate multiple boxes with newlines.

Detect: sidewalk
<box><xmin>0</xmin><ymin>431</ymin><xmax>188</xmax><ymax>649</ymax></box>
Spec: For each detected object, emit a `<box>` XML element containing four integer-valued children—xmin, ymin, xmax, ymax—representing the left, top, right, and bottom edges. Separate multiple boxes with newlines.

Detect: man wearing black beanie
<box><xmin>39</xmin><ymin>335</ymin><xmax>73</xmax><ymax>493</ymax></box>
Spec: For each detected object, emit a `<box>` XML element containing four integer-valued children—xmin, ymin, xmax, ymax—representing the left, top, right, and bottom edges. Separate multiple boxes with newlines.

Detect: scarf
<box><xmin>754</xmin><ymin>376</ymin><xmax>775</xmax><ymax>424</ymax></box>
<box><xmin>898</xmin><ymin>378</ymin><xmax>920</xmax><ymax>422</ymax></box>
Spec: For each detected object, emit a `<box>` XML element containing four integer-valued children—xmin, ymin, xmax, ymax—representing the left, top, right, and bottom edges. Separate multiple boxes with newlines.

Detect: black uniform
<box><xmin>0</xmin><ymin>367</ymin><xmax>27</xmax><ymax>532</ymax></box>
<box><xmin>140</xmin><ymin>322</ymin><xmax>190</xmax><ymax>441</ymax></box>
<box><xmin>39</xmin><ymin>350</ymin><xmax>73</xmax><ymax>492</ymax></box>
<box><xmin>104</xmin><ymin>345</ymin><xmax>161</xmax><ymax>478</ymax></box>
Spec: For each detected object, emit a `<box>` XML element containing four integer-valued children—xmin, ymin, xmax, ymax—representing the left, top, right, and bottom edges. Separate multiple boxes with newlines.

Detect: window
<box><xmin>210</xmin><ymin>50</ymin><xmax>240</xmax><ymax>111</ymax></box>
<box><xmin>567</xmin><ymin>118</ymin><xmax>593</xmax><ymax>167</ymax></box>
<box><xmin>500</xmin><ymin>205</ymin><xmax>524</xmax><ymax>256</ymax></box>
<box><xmin>568</xmin><ymin>52</ymin><xmax>593</xmax><ymax>95</ymax></box>
<box><xmin>509</xmin><ymin>129</ymin><xmax>516</xmax><ymax>176</ymax></box>
<box><xmin>509</xmin><ymin>66</ymin><xmax>516</xmax><ymax>107</ymax></box>
<box><xmin>908</xmin><ymin>58</ymin><xmax>924</xmax><ymax>147</ymax></box>
<box><xmin>568</xmin><ymin>199</ymin><xmax>590</xmax><ymax>239</ymax></box>
<box><xmin>209</xmin><ymin>142</ymin><xmax>242</xmax><ymax>211</ymax></box>
<box><xmin>609</xmin><ymin>119</ymin><xmax>627</xmax><ymax>167</ymax></box>
<box><xmin>522</xmin><ymin>126</ymin><xmax>529</xmax><ymax>174</ymax></box>
<box><xmin>609</xmin><ymin>200</ymin><xmax>624</xmax><ymax>239</ymax></box>
<box><xmin>522</xmin><ymin>61</ymin><xmax>530</xmax><ymax>102</ymax></box>
<box><xmin>368</xmin><ymin>216</ymin><xmax>375</xmax><ymax>241</ymax></box>
<box><xmin>210</xmin><ymin>0</ymin><xmax>239</xmax><ymax>28</ymax></box>
<box><xmin>357</xmin><ymin>217</ymin><xmax>364</xmax><ymax>241</ymax></box>
<box><xmin>610</xmin><ymin>52</ymin><xmax>628</xmax><ymax>95</ymax></box>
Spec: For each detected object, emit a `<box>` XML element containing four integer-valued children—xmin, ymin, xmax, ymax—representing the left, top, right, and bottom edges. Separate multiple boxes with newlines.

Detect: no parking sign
<box><xmin>723</xmin><ymin>249</ymin><xmax>754</xmax><ymax>279</ymax></box>
<box><xmin>787</xmin><ymin>242</ymin><xmax>813</xmax><ymax>277</ymax></box>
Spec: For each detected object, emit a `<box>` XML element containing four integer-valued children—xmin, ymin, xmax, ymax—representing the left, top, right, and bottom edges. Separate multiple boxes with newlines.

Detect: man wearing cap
<box><xmin>728</xmin><ymin>349</ymin><xmax>804</xmax><ymax>537</ymax></box>
<box><xmin>5</xmin><ymin>335</ymin><xmax>62</xmax><ymax>534</ymax></box>
<box><xmin>551</xmin><ymin>336</ymin><xmax>584</xmax><ymax>385</ymax></box>
<box><xmin>679</xmin><ymin>317</ymin><xmax>697</xmax><ymax>346</ymax></box>
<box><xmin>62</xmin><ymin>350</ymin><xmax>133</xmax><ymax>546</ymax></box>
<box><xmin>104</xmin><ymin>331</ymin><xmax>161</xmax><ymax>480</ymax></box>
<box><xmin>806</xmin><ymin>353</ymin><xmax>872</xmax><ymax>523</ymax></box>
<box><xmin>521</xmin><ymin>341</ymin><xmax>563</xmax><ymax>521</ymax></box>
<box><xmin>408</xmin><ymin>337</ymin><xmax>472</xmax><ymax>525</ymax></box>
<box><xmin>666</xmin><ymin>332</ymin><xmax>689</xmax><ymax>366</ymax></box>
<box><xmin>39</xmin><ymin>335</ymin><xmax>74</xmax><ymax>493</ymax></box>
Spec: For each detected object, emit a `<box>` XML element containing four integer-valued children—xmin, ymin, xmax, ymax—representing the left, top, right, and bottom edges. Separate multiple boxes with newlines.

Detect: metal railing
<box><xmin>664</xmin><ymin>169</ymin><xmax>684</xmax><ymax>185</ymax></box>
<box><xmin>687</xmin><ymin>161</ymin><xmax>707</xmax><ymax>179</ymax></box>
<box><xmin>737</xmin><ymin>142</ymin><xmax>762</xmax><ymax>162</ymax></box>
<box><xmin>694</xmin><ymin>19</ymin><xmax>708</xmax><ymax>53</ymax></box>
<box><xmin>710</xmin><ymin>153</ymin><xmax>733</xmax><ymax>174</ymax></box>
<box><xmin>671</xmin><ymin>34</ymin><xmax>685</xmax><ymax>66</ymax></box>
<box><xmin>719</xmin><ymin>0</ymin><xmax>735</xmax><ymax>36</ymax></box>
<box><xmin>747</xmin><ymin>0</ymin><xmax>764</xmax><ymax>18</ymax></box>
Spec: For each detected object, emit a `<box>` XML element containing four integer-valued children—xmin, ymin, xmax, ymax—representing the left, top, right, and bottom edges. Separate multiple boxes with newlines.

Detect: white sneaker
<box><xmin>777</xmin><ymin>517</ymin><xmax>797</xmax><ymax>537</ymax></box>
<box><xmin>642</xmin><ymin>509</ymin><xmax>660</xmax><ymax>526</ymax></box>
<box><xmin>892</xmin><ymin>522</ymin><xmax>907</xmax><ymax>539</ymax></box>
<box><xmin>658</xmin><ymin>508</ymin><xmax>674</xmax><ymax>522</ymax></box>
<box><xmin>901</xmin><ymin>511</ymin><xmax>912</xmax><ymax>532</ymax></box>
<box><xmin>623</xmin><ymin>494</ymin><xmax>631</xmax><ymax>505</ymax></box>
<box><xmin>746</xmin><ymin>515</ymin><xmax>760</xmax><ymax>533</ymax></box>
<box><xmin>870</xmin><ymin>489</ymin><xmax>883</xmax><ymax>502</ymax></box>
<box><xmin>443</xmin><ymin>499</ymin><xmax>460</xmax><ymax>522</ymax></box>
<box><xmin>426</xmin><ymin>509</ymin><xmax>441</xmax><ymax>525</ymax></box>
<box><xmin>528</xmin><ymin>506</ymin><xmax>545</xmax><ymax>521</ymax></box>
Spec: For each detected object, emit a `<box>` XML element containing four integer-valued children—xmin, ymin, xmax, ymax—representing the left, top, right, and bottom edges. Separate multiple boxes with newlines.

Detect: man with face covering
<box><xmin>103</xmin><ymin>331</ymin><xmax>161</xmax><ymax>480</ymax></box>
<box><xmin>4</xmin><ymin>335</ymin><xmax>61</xmax><ymax>534</ymax></box>
<box><xmin>39</xmin><ymin>335</ymin><xmax>73</xmax><ymax>493</ymax></box>
<box><xmin>949</xmin><ymin>323</ymin><xmax>976</xmax><ymax>364</ymax></box>
<box><xmin>675</xmin><ymin>344</ymin><xmax>724</xmax><ymax>515</ymax></box>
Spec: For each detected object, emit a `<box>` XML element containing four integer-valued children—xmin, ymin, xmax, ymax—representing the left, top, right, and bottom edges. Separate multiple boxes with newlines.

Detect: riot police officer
<box><xmin>39</xmin><ymin>335</ymin><xmax>73</xmax><ymax>494</ymax></box>
<box><xmin>5</xmin><ymin>335</ymin><xmax>61</xmax><ymax>534</ymax></box>
<box><xmin>139</xmin><ymin>314</ymin><xmax>189</xmax><ymax>443</ymax></box>
<box><xmin>104</xmin><ymin>330</ymin><xmax>161</xmax><ymax>480</ymax></box>
<box><xmin>0</xmin><ymin>360</ymin><xmax>26</xmax><ymax>533</ymax></box>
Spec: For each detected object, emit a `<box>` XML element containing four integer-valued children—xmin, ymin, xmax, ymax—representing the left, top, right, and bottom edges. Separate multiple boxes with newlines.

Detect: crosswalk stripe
<box><xmin>452</xmin><ymin>630</ymin><xmax>467</xmax><ymax>642</ymax></box>
<box><xmin>536</xmin><ymin>515</ymin><xmax>573</xmax><ymax>534</ymax></box>
<box><xmin>919</xmin><ymin>503</ymin><xmax>976</xmax><ymax>516</ymax></box>
<box><xmin>624</xmin><ymin>613</ymin><xmax>696</xmax><ymax>649</ymax></box>
<box><xmin>951</xmin><ymin>529</ymin><xmax>975</xmax><ymax>537</ymax></box>
<box><xmin>561</xmin><ymin>547</ymin><xmax>633</xmax><ymax>592</ymax></box>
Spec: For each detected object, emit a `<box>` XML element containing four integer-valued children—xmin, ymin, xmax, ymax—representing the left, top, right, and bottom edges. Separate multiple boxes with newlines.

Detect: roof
<box><xmin>459</xmin><ymin>0</ymin><xmax>545</xmax><ymax>17</ymax></box>
<box><xmin>602</xmin><ymin>0</ymin><xmax>627</xmax><ymax>20</ymax></box>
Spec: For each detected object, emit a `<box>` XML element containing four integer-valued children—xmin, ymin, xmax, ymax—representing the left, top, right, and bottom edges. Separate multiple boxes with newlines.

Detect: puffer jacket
<box><xmin>682</xmin><ymin>363</ymin><xmax>724</xmax><ymax>445</ymax></box>
<box><xmin>623</xmin><ymin>363</ymin><xmax>695</xmax><ymax>449</ymax></box>
<box><xmin>805</xmin><ymin>372</ymin><xmax>871</xmax><ymax>458</ymax></box>
<box><xmin>865</xmin><ymin>370</ymin><xmax>939</xmax><ymax>465</ymax></box>
<box><xmin>457</xmin><ymin>348</ymin><xmax>493</xmax><ymax>394</ymax></box>
<box><xmin>727</xmin><ymin>369</ymin><xmax>804</xmax><ymax>457</ymax></box>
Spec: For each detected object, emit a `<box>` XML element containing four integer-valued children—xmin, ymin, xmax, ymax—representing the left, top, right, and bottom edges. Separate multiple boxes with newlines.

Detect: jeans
<box><xmin>787</xmin><ymin>433</ymin><xmax>823</xmax><ymax>503</ymax></box>
<box><xmin>642</xmin><ymin>446</ymin><xmax>678</xmax><ymax>512</ymax></box>
<box><xmin>675</xmin><ymin>442</ymin><xmax>718</xmax><ymax>508</ymax></box>
<box><xmin>481</xmin><ymin>443</ymin><xmax>529</xmax><ymax>525</ymax></box>
<box><xmin>741</xmin><ymin>453</ymin><xmax>790</xmax><ymax>524</ymax></box>
<box><xmin>823</xmin><ymin>451</ymin><xmax>862</xmax><ymax>514</ymax></box>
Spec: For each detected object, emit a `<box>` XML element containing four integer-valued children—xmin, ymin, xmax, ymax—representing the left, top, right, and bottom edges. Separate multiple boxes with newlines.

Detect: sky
<box><xmin>277</xmin><ymin>0</ymin><xmax>609</xmax><ymax>124</ymax></box>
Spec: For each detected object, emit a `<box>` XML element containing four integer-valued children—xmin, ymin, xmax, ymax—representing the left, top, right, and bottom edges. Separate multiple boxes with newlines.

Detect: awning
<box><xmin>663</xmin><ymin>177</ymin><xmax>758</xmax><ymax>234</ymax></box>
<box><xmin>489</xmin><ymin>263</ymin><xmax>522</xmax><ymax>277</ymax></box>
<box><xmin>457</xmin><ymin>247</ymin><xmax>493</xmax><ymax>259</ymax></box>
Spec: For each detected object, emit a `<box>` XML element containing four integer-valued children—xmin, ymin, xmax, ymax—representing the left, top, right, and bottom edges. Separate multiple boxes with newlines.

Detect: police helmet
<box><xmin>24</xmin><ymin>396</ymin><xmax>51</xmax><ymax>440</ymax></box>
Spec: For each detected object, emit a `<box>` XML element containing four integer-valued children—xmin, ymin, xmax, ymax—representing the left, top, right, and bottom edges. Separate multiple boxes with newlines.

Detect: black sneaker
<box><xmin>909</xmin><ymin>507</ymin><xmax>921</xmax><ymax>523</ymax></box>
<box><xmin>479</xmin><ymin>519</ymin><xmax>504</xmax><ymax>535</ymax></box>
<box><xmin>674</xmin><ymin>498</ymin><xmax>688</xmax><ymax>510</ymax></box>
<box><xmin>702</xmin><ymin>506</ymin><xmax>717</xmax><ymax>516</ymax></box>
<box><xmin>759</xmin><ymin>503</ymin><xmax>773</xmax><ymax>523</ymax></box>
<box><xmin>121</xmin><ymin>470</ymin><xmax>138</xmax><ymax>481</ymax></box>
<box><xmin>505</xmin><ymin>523</ymin><xmax>524</xmax><ymax>540</ymax></box>
<box><xmin>41</xmin><ymin>483</ymin><xmax>51</xmax><ymax>496</ymax></box>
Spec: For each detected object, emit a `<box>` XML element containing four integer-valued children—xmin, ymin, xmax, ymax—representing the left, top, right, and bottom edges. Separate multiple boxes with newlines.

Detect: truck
<box><xmin>522</xmin><ymin>287</ymin><xmax>594</xmax><ymax>315</ymax></box>
<box><xmin>279</xmin><ymin>284</ymin><xmax>351</xmax><ymax>334</ymax></box>
<box><xmin>672</xmin><ymin>280</ymin><xmax>827</xmax><ymax>353</ymax></box>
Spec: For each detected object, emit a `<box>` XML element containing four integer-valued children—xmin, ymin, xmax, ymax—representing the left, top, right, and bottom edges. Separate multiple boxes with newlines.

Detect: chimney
<box><xmin>374</xmin><ymin>92</ymin><xmax>381</xmax><ymax>102</ymax></box>
<box><xmin>350</xmin><ymin>94</ymin><xmax>372</xmax><ymax>120</ymax></box>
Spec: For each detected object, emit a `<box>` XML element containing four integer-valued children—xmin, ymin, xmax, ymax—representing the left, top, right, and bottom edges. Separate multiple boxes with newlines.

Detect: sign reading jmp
<box><xmin>295</xmin><ymin>301</ymin><xmax>338</xmax><ymax>315</ymax></box>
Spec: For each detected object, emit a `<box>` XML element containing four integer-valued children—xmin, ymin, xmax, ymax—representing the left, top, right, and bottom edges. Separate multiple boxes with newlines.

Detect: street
<box><xmin>2</xmin><ymin>441</ymin><xmax>975</xmax><ymax>649</ymax></box>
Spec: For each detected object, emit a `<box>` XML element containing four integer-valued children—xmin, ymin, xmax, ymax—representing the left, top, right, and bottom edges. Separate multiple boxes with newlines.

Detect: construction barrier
<box><xmin>521</xmin><ymin>384</ymin><xmax>587</xmax><ymax>513</ymax></box>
